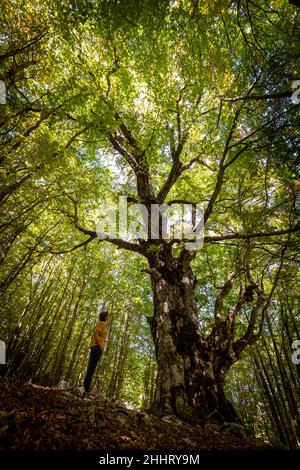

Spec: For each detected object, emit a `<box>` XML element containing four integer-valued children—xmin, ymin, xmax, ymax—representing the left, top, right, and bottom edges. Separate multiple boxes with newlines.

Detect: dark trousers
<box><xmin>84</xmin><ymin>345</ymin><xmax>102</xmax><ymax>392</ymax></box>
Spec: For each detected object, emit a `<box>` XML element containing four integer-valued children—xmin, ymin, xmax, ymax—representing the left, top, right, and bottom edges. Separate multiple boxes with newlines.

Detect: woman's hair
<box><xmin>99</xmin><ymin>310</ymin><xmax>108</xmax><ymax>322</ymax></box>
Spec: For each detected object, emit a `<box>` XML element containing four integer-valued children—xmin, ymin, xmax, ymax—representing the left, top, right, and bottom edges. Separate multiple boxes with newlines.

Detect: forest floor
<box><xmin>0</xmin><ymin>377</ymin><xmax>272</xmax><ymax>451</ymax></box>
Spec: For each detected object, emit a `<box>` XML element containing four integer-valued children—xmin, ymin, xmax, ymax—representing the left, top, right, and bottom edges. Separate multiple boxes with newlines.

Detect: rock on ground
<box><xmin>0</xmin><ymin>377</ymin><xmax>271</xmax><ymax>451</ymax></box>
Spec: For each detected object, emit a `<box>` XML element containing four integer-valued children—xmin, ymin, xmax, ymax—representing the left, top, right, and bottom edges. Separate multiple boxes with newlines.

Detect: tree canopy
<box><xmin>0</xmin><ymin>0</ymin><xmax>300</xmax><ymax>448</ymax></box>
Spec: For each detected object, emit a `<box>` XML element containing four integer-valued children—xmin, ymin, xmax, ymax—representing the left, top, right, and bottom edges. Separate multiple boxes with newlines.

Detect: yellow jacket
<box><xmin>90</xmin><ymin>321</ymin><xmax>106</xmax><ymax>351</ymax></box>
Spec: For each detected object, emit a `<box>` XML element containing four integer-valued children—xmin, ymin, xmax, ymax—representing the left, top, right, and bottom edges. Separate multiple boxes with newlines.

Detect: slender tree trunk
<box><xmin>65</xmin><ymin>313</ymin><xmax>89</xmax><ymax>384</ymax></box>
<box><xmin>253</xmin><ymin>356</ymin><xmax>288</xmax><ymax>446</ymax></box>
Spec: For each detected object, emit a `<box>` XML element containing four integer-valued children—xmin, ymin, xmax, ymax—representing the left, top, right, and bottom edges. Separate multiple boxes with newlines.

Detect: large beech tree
<box><xmin>1</xmin><ymin>0</ymin><xmax>299</xmax><ymax>424</ymax></box>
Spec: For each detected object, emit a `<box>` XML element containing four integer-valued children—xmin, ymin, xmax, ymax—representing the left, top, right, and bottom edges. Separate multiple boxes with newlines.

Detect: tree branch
<box><xmin>61</xmin><ymin>196</ymin><xmax>145</xmax><ymax>255</ymax></box>
<box><xmin>0</xmin><ymin>173</ymin><xmax>31</xmax><ymax>205</ymax></box>
<box><xmin>157</xmin><ymin>130</ymin><xmax>189</xmax><ymax>203</ymax></box>
<box><xmin>45</xmin><ymin>236</ymin><xmax>96</xmax><ymax>254</ymax></box>
<box><xmin>157</xmin><ymin>160</ymin><xmax>183</xmax><ymax>203</ymax></box>
<box><xmin>108</xmin><ymin>114</ymin><xmax>155</xmax><ymax>202</ymax></box>
<box><xmin>214</xmin><ymin>273</ymin><xmax>239</xmax><ymax>324</ymax></box>
<box><xmin>233</xmin><ymin>287</ymin><xmax>266</xmax><ymax>352</ymax></box>
<box><xmin>218</xmin><ymin>90</ymin><xmax>292</xmax><ymax>103</ymax></box>
<box><xmin>204</xmin><ymin>225</ymin><xmax>300</xmax><ymax>243</ymax></box>
<box><xmin>181</xmin><ymin>155</ymin><xmax>215</xmax><ymax>172</ymax></box>
<box><xmin>204</xmin><ymin>106</ymin><xmax>243</xmax><ymax>224</ymax></box>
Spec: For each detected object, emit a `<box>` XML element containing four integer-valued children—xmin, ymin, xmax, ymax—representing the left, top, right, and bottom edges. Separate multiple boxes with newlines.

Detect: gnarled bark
<box><xmin>146</xmin><ymin>248</ymin><xmax>261</xmax><ymax>425</ymax></box>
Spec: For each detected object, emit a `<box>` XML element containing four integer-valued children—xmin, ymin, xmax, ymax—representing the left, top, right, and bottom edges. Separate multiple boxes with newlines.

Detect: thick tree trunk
<box><xmin>147</xmin><ymin>249</ymin><xmax>241</xmax><ymax>425</ymax></box>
